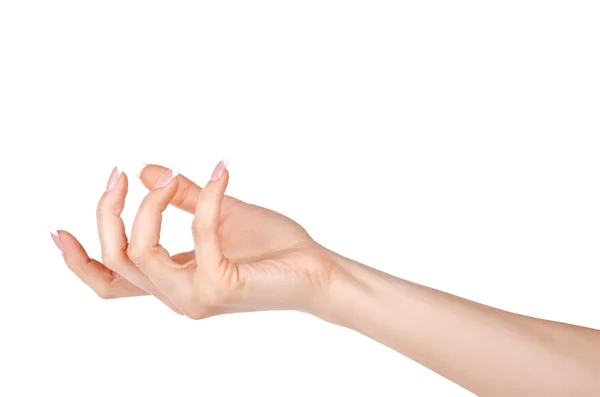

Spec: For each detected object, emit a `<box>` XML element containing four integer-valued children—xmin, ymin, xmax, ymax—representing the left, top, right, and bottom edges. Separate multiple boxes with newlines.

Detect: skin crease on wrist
<box><xmin>50</xmin><ymin>162</ymin><xmax>600</xmax><ymax>397</ymax></box>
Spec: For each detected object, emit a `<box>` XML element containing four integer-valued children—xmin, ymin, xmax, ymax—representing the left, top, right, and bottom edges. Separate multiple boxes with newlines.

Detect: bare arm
<box><xmin>56</xmin><ymin>164</ymin><xmax>600</xmax><ymax>396</ymax></box>
<box><xmin>320</xmin><ymin>252</ymin><xmax>600</xmax><ymax>396</ymax></box>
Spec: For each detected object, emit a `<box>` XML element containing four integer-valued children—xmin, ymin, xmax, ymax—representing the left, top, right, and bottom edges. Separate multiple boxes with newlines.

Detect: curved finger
<box><xmin>51</xmin><ymin>229</ymin><xmax>147</xmax><ymax>299</ymax></box>
<box><xmin>193</xmin><ymin>161</ymin><xmax>229</xmax><ymax>274</ymax></box>
<box><xmin>139</xmin><ymin>164</ymin><xmax>239</xmax><ymax>214</ymax></box>
<box><xmin>96</xmin><ymin>167</ymin><xmax>183</xmax><ymax>313</ymax></box>
<box><xmin>97</xmin><ymin>166</ymin><xmax>131</xmax><ymax>269</ymax></box>
<box><xmin>129</xmin><ymin>169</ymin><xmax>194</xmax><ymax>303</ymax></box>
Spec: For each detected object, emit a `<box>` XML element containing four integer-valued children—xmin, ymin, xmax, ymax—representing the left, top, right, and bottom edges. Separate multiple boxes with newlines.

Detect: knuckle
<box><xmin>126</xmin><ymin>245</ymin><xmax>146</xmax><ymax>263</ymax></box>
<box><xmin>191</xmin><ymin>219</ymin><xmax>214</xmax><ymax>238</ymax></box>
<box><xmin>186</xmin><ymin>309</ymin><xmax>208</xmax><ymax>321</ymax></box>
<box><xmin>95</xmin><ymin>284</ymin><xmax>113</xmax><ymax>300</ymax></box>
<box><xmin>179</xmin><ymin>288</ymin><xmax>223</xmax><ymax>320</ymax></box>
<box><xmin>95</xmin><ymin>205</ymin><xmax>107</xmax><ymax>218</ymax></box>
<box><xmin>182</xmin><ymin>301</ymin><xmax>208</xmax><ymax>320</ymax></box>
<box><xmin>100</xmin><ymin>253</ymin><xmax>118</xmax><ymax>269</ymax></box>
<box><xmin>96</xmin><ymin>202</ymin><xmax>120</xmax><ymax>218</ymax></box>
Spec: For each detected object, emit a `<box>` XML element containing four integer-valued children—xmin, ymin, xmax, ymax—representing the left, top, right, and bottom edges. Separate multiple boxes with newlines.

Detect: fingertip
<box><xmin>98</xmin><ymin>172</ymin><xmax>128</xmax><ymax>217</ymax></box>
<box><xmin>208</xmin><ymin>166</ymin><xmax>228</xmax><ymax>186</ymax></box>
<box><xmin>138</xmin><ymin>164</ymin><xmax>169</xmax><ymax>189</ymax></box>
<box><xmin>210</xmin><ymin>160</ymin><xmax>229</xmax><ymax>182</ymax></box>
<box><xmin>193</xmin><ymin>162</ymin><xmax>228</xmax><ymax>231</ymax></box>
<box><xmin>48</xmin><ymin>226</ymin><xmax>64</xmax><ymax>253</ymax></box>
<box><xmin>135</xmin><ymin>163</ymin><xmax>149</xmax><ymax>179</ymax></box>
<box><xmin>55</xmin><ymin>228</ymin><xmax>68</xmax><ymax>239</ymax></box>
<box><xmin>114</xmin><ymin>171</ymin><xmax>129</xmax><ymax>195</ymax></box>
<box><xmin>145</xmin><ymin>172</ymin><xmax>180</xmax><ymax>212</ymax></box>
<box><xmin>154</xmin><ymin>168</ymin><xmax>180</xmax><ymax>189</ymax></box>
<box><xmin>55</xmin><ymin>230</ymin><xmax>85</xmax><ymax>254</ymax></box>
<box><xmin>213</xmin><ymin>166</ymin><xmax>229</xmax><ymax>192</ymax></box>
<box><xmin>62</xmin><ymin>231</ymin><xmax>93</xmax><ymax>259</ymax></box>
<box><xmin>104</xmin><ymin>166</ymin><xmax>129</xmax><ymax>196</ymax></box>
<box><xmin>219</xmin><ymin>168</ymin><xmax>230</xmax><ymax>189</ymax></box>
<box><xmin>50</xmin><ymin>228</ymin><xmax>72</xmax><ymax>244</ymax></box>
<box><xmin>57</xmin><ymin>229</ymin><xmax>83</xmax><ymax>243</ymax></box>
<box><xmin>49</xmin><ymin>229</ymin><xmax>94</xmax><ymax>268</ymax></box>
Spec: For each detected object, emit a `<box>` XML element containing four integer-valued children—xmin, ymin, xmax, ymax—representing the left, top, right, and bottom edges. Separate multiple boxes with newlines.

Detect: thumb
<box><xmin>139</xmin><ymin>164</ymin><xmax>202</xmax><ymax>213</ymax></box>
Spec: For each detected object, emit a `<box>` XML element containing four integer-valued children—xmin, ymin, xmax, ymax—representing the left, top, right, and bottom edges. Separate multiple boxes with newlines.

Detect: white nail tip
<box><xmin>221</xmin><ymin>158</ymin><xmax>230</xmax><ymax>167</ymax></box>
<box><xmin>47</xmin><ymin>225</ymin><xmax>59</xmax><ymax>236</ymax></box>
<box><xmin>171</xmin><ymin>168</ymin><xmax>180</xmax><ymax>178</ymax></box>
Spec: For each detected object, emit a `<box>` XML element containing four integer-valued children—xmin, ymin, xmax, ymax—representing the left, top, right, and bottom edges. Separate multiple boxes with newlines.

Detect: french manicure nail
<box><xmin>106</xmin><ymin>166</ymin><xmax>122</xmax><ymax>191</ymax></box>
<box><xmin>155</xmin><ymin>168</ymin><xmax>179</xmax><ymax>188</ymax></box>
<box><xmin>211</xmin><ymin>159</ymin><xmax>229</xmax><ymax>181</ymax></box>
<box><xmin>48</xmin><ymin>226</ymin><xmax>64</xmax><ymax>252</ymax></box>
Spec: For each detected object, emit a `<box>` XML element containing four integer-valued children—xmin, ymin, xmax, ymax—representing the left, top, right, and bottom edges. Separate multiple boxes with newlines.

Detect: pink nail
<box><xmin>211</xmin><ymin>159</ymin><xmax>228</xmax><ymax>181</ymax></box>
<box><xmin>106</xmin><ymin>166</ymin><xmax>122</xmax><ymax>191</ymax></box>
<box><xmin>155</xmin><ymin>168</ymin><xmax>179</xmax><ymax>188</ymax></box>
<box><xmin>49</xmin><ymin>227</ymin><xmax>64</xmax><ymax>252</ymax></box>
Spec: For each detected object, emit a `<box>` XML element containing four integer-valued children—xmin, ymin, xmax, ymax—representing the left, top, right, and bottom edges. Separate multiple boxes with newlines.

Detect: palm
<box><xmin>217</xmin><ymin>200</ymin><xmax>313</xmax><ymax>263</ymax></box>
<box><xmin>166</xmin><ymin>196</ymin><xmax>329</xmax><ymax>315</ymax></box>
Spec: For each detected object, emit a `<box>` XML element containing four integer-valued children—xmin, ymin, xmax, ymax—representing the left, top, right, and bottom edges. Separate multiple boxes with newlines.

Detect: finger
<box><xmin>129</xmin><ymin>169</ymin><xmax>194</xmax><ymax>302</ymax></box>
<box><xmin>171</xmin><ymin>250</ymin><xmax>195</xmax><ymax>265</ymax></box>
<box><xmin>139</xmin><ymin>165</ymin><xmax>203</xmax><ymax>213</ymax></box>
<box><xmin>138</xmin><ymin>164</ymin><xmax>239</xmax><ymax>214</ymax></box>
<box><xmin>96</xmin><ymin>167</ymin><xmax>131</xmax><ymax>271</ymax></box>
<box><xmin>52</xmin><ymin>229</ymin><xmax>147</xmax><ymax>299</ymax></box>
<box><xmin>193</xmin><ymin>161</ymin><xmax>229</xmax><ymax>274</ymax></box>
<box><xmin>97</xmin><ymin>167</ymin><xmax>183</xmax><ymax>313</ymax></box>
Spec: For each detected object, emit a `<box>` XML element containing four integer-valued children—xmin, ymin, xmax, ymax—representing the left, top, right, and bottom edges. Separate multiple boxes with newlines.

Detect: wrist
<box><xmin>311</xmin><ymin>249</ymin><xmax>379</xmax><ymax>328</ymax></box>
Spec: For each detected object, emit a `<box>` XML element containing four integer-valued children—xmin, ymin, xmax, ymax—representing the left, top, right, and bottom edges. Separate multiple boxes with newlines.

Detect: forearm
<box><xmin>319</xmin><ymin>252</ymin><xmax>600</xmax><ymax>397</ymax></box>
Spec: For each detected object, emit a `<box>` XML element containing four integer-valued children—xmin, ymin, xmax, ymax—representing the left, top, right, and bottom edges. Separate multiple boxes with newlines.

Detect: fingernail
<box><xmin>48</xmin><ymin>226</ymin><xmax>64</xmax><ymax>253</ymax></box>
<box><xmin>211</xmin><ymin>159</ymin><xmax>229</xmax><ymax>181</ymax></box>
<box><xmin>106</xmin><ymin>165</ymin><xmax>123</xmax><ymax>191</ymax></box>
<box><xmin>155</xmin><ymin>168</ymin><xmax>179</xmax><ymax>188</ymax></box>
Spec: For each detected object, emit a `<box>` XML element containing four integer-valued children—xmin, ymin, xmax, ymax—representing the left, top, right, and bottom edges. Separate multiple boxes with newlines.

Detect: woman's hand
<box><xmin>51</xmin><ymin>161</ymin><xmax>600</xmax><ymax>395</ymax></box>
<box><xmin>52</xmin><ymin>162</ymin><xmax>336</xmax><ymax>318</ymax></box>
<box><xmin>129</xmin><ymin>161</ymin><xmax>336</xmax><ymax>319</ymax></box>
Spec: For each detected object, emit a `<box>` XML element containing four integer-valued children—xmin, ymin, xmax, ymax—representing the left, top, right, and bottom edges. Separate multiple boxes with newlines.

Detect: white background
<box><xmin>1</xmin><ymin>1</ymin><xmax>599</xmax><ymax>396</ymax></box>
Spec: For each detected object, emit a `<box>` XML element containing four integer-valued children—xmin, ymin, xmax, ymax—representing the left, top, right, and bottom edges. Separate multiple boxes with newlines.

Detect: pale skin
<box><xmin>50</xmin><ymin>162</ymin><xmax>600</xmax><ymax>397</ymax></box>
